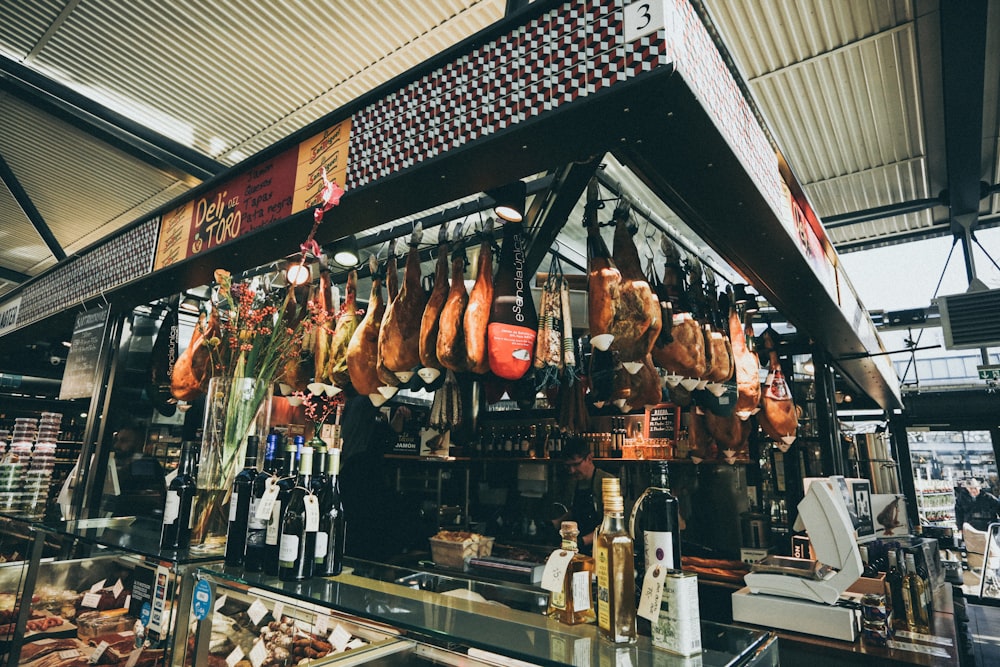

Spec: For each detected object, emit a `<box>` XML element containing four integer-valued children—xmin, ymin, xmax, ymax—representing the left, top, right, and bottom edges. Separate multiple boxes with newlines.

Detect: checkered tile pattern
<box><xmin>17</xmin><ymin>218</ymin><xmax>158</xmax><ymax>327</ymax></box>
<box><xmin>346</xmin><ymin>0</ymin><xmax>671</xmax><ymax>189</ymax></box>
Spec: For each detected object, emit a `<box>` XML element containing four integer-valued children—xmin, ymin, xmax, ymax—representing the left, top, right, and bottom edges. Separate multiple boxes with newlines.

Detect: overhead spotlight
<box><xmin>732</xmin><ymin>284</ymin><xmax>751</xmax><ymax>305</ymax></box>
<box><xmin>285</xmin><ymin>257</ymin><xmax>312</xmax><ymax>286</ymax></box>
<box><xmin>488</xmin><ymin>181</ymin><xmax>527</xmax><ymax>223</ymax></box>
<box><xmin>330</xmin><ymin>235</ymin><xmax>360</xmax><ymax>267</ymax></box>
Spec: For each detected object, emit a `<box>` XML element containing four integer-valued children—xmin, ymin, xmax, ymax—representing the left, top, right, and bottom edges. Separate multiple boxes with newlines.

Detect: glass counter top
<box><xmin>0</xmin><ymin>511</ymin><xmax>225</xmax><ymax>565</ymax></box>
<box><xmin>199</xmin><ymin>560</ymin><xmax>774</xmax><ymax>667</ymax></box>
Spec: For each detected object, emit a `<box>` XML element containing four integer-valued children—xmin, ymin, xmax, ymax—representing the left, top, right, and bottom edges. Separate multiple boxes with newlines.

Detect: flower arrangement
<box><xmin>292</xmin><ymin>390</ymin><xmax>345</xmax><ymax>437</ymax></box>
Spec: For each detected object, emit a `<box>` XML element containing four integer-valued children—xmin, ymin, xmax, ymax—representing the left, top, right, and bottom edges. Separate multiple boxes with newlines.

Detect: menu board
<box><xmin>644</xmin><ymin>403</ymin><xmax>680</xmax><ymax>440</ymax></box>
<box><xmin>59</xmin><ymin>307</ymin><xmax>111</xmax><ymax>400</ymax></box>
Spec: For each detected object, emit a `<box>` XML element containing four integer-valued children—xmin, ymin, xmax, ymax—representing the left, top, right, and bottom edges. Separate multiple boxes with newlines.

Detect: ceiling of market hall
<box><xmin>0</xmin><ymin>0</ymin><xmax>997</xmax><ymax>305</ymax></box>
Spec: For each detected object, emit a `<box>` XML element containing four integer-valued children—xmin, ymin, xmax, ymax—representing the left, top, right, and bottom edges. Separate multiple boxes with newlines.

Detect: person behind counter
<box><xmin>956</xmin><ymin>477</ymin><xmax>1000</xmax><ymax>532</ymax></box>
<box><xmin>543</xmin><ymin>436</ymin><xmax>617</xmax><ymax>555</ymax></box>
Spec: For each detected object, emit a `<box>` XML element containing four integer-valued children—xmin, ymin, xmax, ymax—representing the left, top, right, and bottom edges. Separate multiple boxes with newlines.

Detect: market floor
<box><xmin>968</xmin><ymin>601</ymin><xmax>1000</xmax><ymax>666</ymax></box>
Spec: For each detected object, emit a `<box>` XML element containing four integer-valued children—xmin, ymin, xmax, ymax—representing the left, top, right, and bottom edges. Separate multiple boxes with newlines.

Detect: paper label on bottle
<box><xmin>89</xmin><ymin>641</ymin><xmax>109</xmax><ymax>664</ymax></box>
<box><xmin>229</xmin><ymin>492</ymin><xmax>239</xmax><ymax>521</ymax></box>
<box><xmin>572</xmin><ymin>570</ymin><xmax>592</xmax><ymax>611</ymax></box>
<box><xmin>162</xmin><ymin>491</ymin><xmax>179</xmax><ymax>524</ymax></box>
<box><xmin>214</xmin><ymin>594</ymin><xmax>228</xmax><ymax>611</ymax></box>
<box><xmin>594</xmin><ymin>544</ymin><xmax>611</xmax><ymax>632</ymax></box>
<box><xmin>247</xmin><ymin>598</ymin><xmax>269</xmax><ymax>626</ymax></box>
<box><xmin>329</xmin><ymin>624</ymin><xmax>352</xmax><ymax>652</ymax></box>
<box><xmin>638</xmin><ymin>565</ymin><xmax>667</xmax><ymax>622</ymax></box>
<box><xmin>225</xmin><ymin>646</ymin><xmax>245</xmax><ymax>667</ymax></box>
<box><xmin>314</xmin><ymin>531</ymin><xmax>329</xmax><ymax>559</ymax></box>
<box><xmin>643</xmin><ymin>530</ymin><xmax>675</xmax><ymax>570</ymax></box>
<box><xmin>265</xmin><ymin>501</ymin><xmax>282</xmax><ymax>545</ymax></box>
<box><xmin>304</xmin><ymin>494</ymin><xmax>320</xmax><ymax>532</ymax></box>
<box><xmin>277</xmin><ymin>534</ymin><xmax>298</xmax><ymax>565</ymax></box>
<box><xmin>271</xmin><ymin>600</ymin><xmax>284</xmax><ymax>623</ymax></box>
<box><xmin>255</xmin><ymin>479</ymin><xmax>279</xmax><ymax>521</ymax></box>
<box><xmin>541</xmin><ymin>549</ymin><xmax>575</xmax><ymax>593</ymax></box>
<box><xmin>249</xmin><ymin>639</ymin><xmax>268</xmax><ymax>667</ymax></box>
<box><xmin>248</xmin><ymin>496</ymin><xmax>264</xmax><ymax>530</ymax></box>
<box><xmin>81</xmin><ymin>592</ymin><xmax>102</xmax><ymax>609</ymax></box>
<box><xmin>112</xmin><ymin>578</ymin><xmax>124</xmax><ymax>600</ymax></box>
<box><xmin>314</xmin><ymin>611</ymin><xmax>330</xmax><ymax>636</ymax></box>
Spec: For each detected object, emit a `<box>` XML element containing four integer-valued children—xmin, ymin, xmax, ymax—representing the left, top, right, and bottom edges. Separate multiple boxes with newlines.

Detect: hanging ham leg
<box><xmin>327</xmin><ymin>270</ymin><xmax>360</xmax><ymax>388</ymax></box>
<box><xmin>312</xmin><ymin>266</ymin><xmax>334</xmax><ymax>384</ymax></box>
<box><xmin>652</xmin><ymin>236</ymin><xmax>707</xmax><ymax>378</ymax></box>
<box><xmin>756</xmin><ymin>329</ymin><xmax>797</xmax><ymax>445</ymax></box>
<box><xmin>729</xmin><ymin>288</ymin><xmax>760</xmax><ymax>419</ymax></box>
<box><xmin>379</xmin><ymin>226</ymin><xmax>428</xmax><ymax>380</ymax></box>
<box><xmin>419</xmin><ymin>225</ymin><xmax>451</xmax><ymax>382</ymax></box>
<box><xmin>346</xmin><ymin>256</ymin><xmax>387</xmax><ymax>397</ymax></box>
<box><xmin>464</xmin><ymin>218</ymin><xmax>495</xmax><ymax>374</ymax></box>
<box><xmin>437</xmin><ymin>242</ymin><xmax>470</xmax><ymax>373</ymax></box>
<box><xmin>377</xmin><ymin>242</ymin><xmax>400</xmax><ymax>388</ymax></box>
<box><xmin>610</xmin><ymin>202</ymin><xmax>662</xmax><ymax>365</ymax></box>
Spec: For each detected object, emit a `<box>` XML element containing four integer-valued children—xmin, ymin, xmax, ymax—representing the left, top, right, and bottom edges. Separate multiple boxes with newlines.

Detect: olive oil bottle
<box><xmin>547</xmin><ymin>521</ymin><xmax>596</xmax><ymax>625</ymax></box>
<box><xmin>594</xmin><ymin>477</ymin><xmax>637</xmax><ymax>643</ymax></box>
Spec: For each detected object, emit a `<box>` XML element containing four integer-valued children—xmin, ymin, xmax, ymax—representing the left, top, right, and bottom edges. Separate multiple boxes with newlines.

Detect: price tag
<box><xmin>255</xmin><ymin>479</ymin><xmax>279</xmax><ymax>521</ymax></box>
<box><xmin>895</xmin><ymin>630</ymin><xmax>953</xmax><ymax>646</ymax></box>
<box><xmin>249</xmin><ymin>639</ymin><xmax>268</xmax><ymax>667</ymax></box>
<box><xmin>329</xmin><ymin>624</ymin><xmax>352</xmax><ymax>652</ymax></box>
<box><xmin>58</xmin><ymin>650</ymin><xmax>81</xmax><ymax>660</ymax></box>
<box><xmin>886</xmin><ymin>640</ymin><xmax>950</xmax><ymax>658</ymax></box>
<box><xmin>89</xmin><ymin>579</ymin><xmax>107</xmax><ymax>593</ymax></box>
<box><xmin>229</xmin><ymin>492</ymin><xmax>240</xmax><ymax>521</ymax></box>
<box><xmin>81</xmin><ymin>592</ymin><xmax>102</xmax><ymax>609</ymax></box>
<box><xmin>214</xmin><ymin>594</ymin><xmax>228</xmax><ymax>612</ymax></box>
<box><xmin>637</xmin><ymin>565</ymin><xmax>667</xmax><ymax>622</ymax></box>
<box><xmin>304</xmin><ymin>495</ymin><xmax>320</xmax><ymax>532</ymax></box>
<box><xmin>123</xmin><ymin>648</ymin><xmax>143</xmax><ymax>667</ymax></box>
<box><xmin>225</xmin><ymin>645</ymin><xmax>245</xmax><ymax>667</ymax></box>
<box><xmin>346</xmin><ymin>638</ymin><xmax>366</xmax><ymax>650</ymax></box>
<box><xmin>314</xmin><ymin>611</ymin><xmax>330</xmax><ymax>635</ymax></box>
<box><xmin>89</xmin><ymin>641</ymin><xmax>110</xmax><ymax>664</ymax></box>
<box><xmin>271</xmin><ymin>600</ymin><xmax>284</xmax><ymax>623</ymax></box>
<box><xmin>123</xmin><ymin>594</ymin><xmax>131</xmax><ymax>610</ymax></box>
<box><xmin>247</xmin><ymin>599</ymin><xmax>269</xmax><ymax>626</ymax></box>
<box><xmin>540</xmin><ymin>549</ymin><xmax>575</xmax><ymax>593</ymax></box>
<box><xmin>112</xmin><ymin>579</ymin><xmax>124</xmax><ymax>600</ymax></box>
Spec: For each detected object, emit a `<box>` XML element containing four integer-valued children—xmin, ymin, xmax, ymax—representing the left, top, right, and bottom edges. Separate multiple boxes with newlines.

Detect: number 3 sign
<box><xmin>624</xmin><ymin>0</ymin><xmax>676</xmax><ymax>43</ymax></box>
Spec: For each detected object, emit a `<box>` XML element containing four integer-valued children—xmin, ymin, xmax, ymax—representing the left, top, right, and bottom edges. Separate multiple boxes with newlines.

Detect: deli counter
<box><xmin>0</xmin><ymin>512</ymin><xmax>777</xmax><ymax>667</ymax></box>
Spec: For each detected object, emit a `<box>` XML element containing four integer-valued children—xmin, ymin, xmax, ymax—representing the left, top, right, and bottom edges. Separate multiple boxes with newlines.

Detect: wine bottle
<box><xmin>245</xmin><ymin>434</ymin><xmax>280</xmax><ymax>573</ymax></box>
<box><xmin>264</xmin><ymin>437</ymin><xmax>299</xmax><ymax>575</ymax></box>
<box><xmin>594</xmin><ymin>477</ymin><xmax>637</xmax><ymax>643</ymax></box>
<box><xmin>629</xmin><ymin>461</ymin><xmax>682</xmax><ymax>581</ymax></box>
<box><xmin>160</xmin><ymin>442</ymin><xmax>197</xmax><ymax>550</ymax></box>
<box><xmin>547</xmin><ymin>521</ymin><xmax>596</xmax><ymax>625</ymax></box>
<box><xmin>311</xmin><ymin>438</ymin><xmax>328</xmax><ymax>494</ymax></box>
<box><xmin>316</xmin><ymin>447</ymin><xmax>346</xmax><ymax>576</ymax></box>
<box><xmin>902</xmin><ymin>552</ymin><xmax>930</xmax><ymax>634</ymax></box>
<box><xmin>278</xmin><ymin>446</ymin><xmax>317</xmax><ymax>581</ymax></box>
<box><xmin>885</xmin><ymin>549</ymin><xmax>904</xmax><ymax>621</ymax></box>
<box><xmin>224</xmin><ymin>436</ymin><xmax>259</xmax><ymax>566</ymax></box>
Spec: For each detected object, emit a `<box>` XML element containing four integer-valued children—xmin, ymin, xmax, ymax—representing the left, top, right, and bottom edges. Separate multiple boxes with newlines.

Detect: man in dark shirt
<box><xmin>957</xmin><ymin>478</ymin><xmax>1000</xmax><ymax>532</ymax></box>
<box><xmin>542</xmin><ymin>437</ymin><xmax>616</xmax><ymax>554</ymax></box>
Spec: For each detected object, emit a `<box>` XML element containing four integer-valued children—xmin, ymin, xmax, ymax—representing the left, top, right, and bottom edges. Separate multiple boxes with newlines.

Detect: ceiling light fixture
<box><xmin>488</xmin><ymin>181</ymin><xmax>527</xmax><ymax>223</ymax></box>
<box><xmin>330</xmin><ymin>235</ymin><xmax>360</xmax><ymax>267</ymax></box>
<box><xmin>285</xmin><ymin>255</ymin><xmax>313</xmax><ymax>286</ymax></box>
<box><xmin>179</xmin><ymin>293</ymin><xmax>201</xmax><ymax>314</ymax></box>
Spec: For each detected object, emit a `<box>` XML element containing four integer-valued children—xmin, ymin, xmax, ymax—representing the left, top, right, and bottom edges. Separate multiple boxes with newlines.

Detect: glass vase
<box><xmin>190</xmin><ymin>376</ymin><xmax>272</xmax><ymax>552</ymax></box>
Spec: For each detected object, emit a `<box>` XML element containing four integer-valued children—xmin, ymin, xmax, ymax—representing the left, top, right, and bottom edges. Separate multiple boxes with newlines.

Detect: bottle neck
<box><xmin>560</xmin><ymin>534</ymin><xmax>580</xmax><ymax>552</ymax></box>
<box><xmin>244</xmin><ymin>455</ymin><xmax>257</xmax><ymax>470</ymax></box>
<box><xmin>650</xmin><ymin>463</ymin><xmax>671</xmax><ymax>489</ymax></box>
<box><xmin>180</xmin><ymin>444</ymin><xmax>197</xmax><ymax>477</ymax></box>
<box><xmin>314</xmin><ymin>450</ymin><xmax>327</xmax><ymax>475</ymax></box>
<box><xmin>298</xmin><ymin>449</ymin><xmax>314</xmax><ymax>488</ymax></box>
<box><xmin>283</xmin><ymin>448</ymin><xmax>298</xmax><ymax>477</ymax></box>
<box><xmin>328</xmin><ymin>450</ymin><xmax>341</xmax><ymax>480</ymax></box>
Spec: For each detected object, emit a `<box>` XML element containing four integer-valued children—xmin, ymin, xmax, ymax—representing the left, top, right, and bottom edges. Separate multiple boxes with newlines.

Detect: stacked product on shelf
<box><xmin>0</xmin><ymin>413</ymin><xmax>61</xmax><ymax>518</ymax></box>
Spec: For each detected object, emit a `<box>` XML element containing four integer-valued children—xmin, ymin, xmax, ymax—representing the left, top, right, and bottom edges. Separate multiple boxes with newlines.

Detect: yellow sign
<box><xmin>292</xmin><ymin>118</ymin><xmax>352</xmax><ymax>214</ymax></box>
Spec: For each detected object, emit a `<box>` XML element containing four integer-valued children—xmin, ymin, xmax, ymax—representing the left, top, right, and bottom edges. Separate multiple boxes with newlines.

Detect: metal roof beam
<box><xmin>0</xmin><ymin>152</ymin><xmax>65</xmax><ymax>261</ymax></box>
<box><xmin>0</xmin><ymin>55</ymin><xmax>225</xmax><ymax>182</ymax></box>
<box><xmin>939</xmin><ymin>1</ymin><xmax>989</xmax><ymax>256</ymax></box>
<box><xmin>0</xmin><ymin>266</ymin><xmax>30</xmax><ymax>284</ymax></box>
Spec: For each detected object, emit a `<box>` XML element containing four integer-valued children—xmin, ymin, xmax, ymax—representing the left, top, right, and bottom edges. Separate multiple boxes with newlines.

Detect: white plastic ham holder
<box><xmin>733</xmin><ymin>480</ymin><xmax>865</xmax><ymax>641</ymax></box>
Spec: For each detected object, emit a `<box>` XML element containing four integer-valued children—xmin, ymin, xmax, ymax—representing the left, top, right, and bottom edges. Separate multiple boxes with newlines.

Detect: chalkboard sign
<box><xmin>59</xmin><ymin>307</ymin><xmax>110</xmax><ymax>400</ymax></box>
<box><xmin>644</xmin><ymin>403</ymin><xmax>680</xmax><ymax>440</ymax></box>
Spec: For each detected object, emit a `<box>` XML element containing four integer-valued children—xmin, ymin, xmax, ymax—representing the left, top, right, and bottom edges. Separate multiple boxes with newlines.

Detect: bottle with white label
<box><xmin>278</xmin><ymin>446</ymin><xmax>317</xmax><ymax>581</ymax></box>
<box><xmin>594</xmin><ymin>477</ymin><xmax>636</xmax><ymax>644</ymax></box>
<box><xmin>547</xmin><ymin>521</ymin><xmax>596</xmax><ymax>625</ymax></box>
<box><xmin>224</xmin><ymin>436</ymin><xmax>259</xmax><ymax>566</ymax></box>
<box><xmin>246</xmin><ymin>434</ymin><xmax>280</xmax><ymax>573</ymax></box>
<box><xmin>316</xmin><ymin>447</ymin><xmax>346</xmax><ymax>576</ymax></box>
<box><xmin>265</xmin><ymin>437</ymin><xmax>299</xmax><ymax>576</ymax></box>
<box><xmin>160</xmin><ymin>441</ymin><xmax>197</xmax><ymax>550</ymax></box>
<box><xmin>629</xmin><ymin>460</ymin><xmax>682</xmax><ymax>590</ymax></box>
